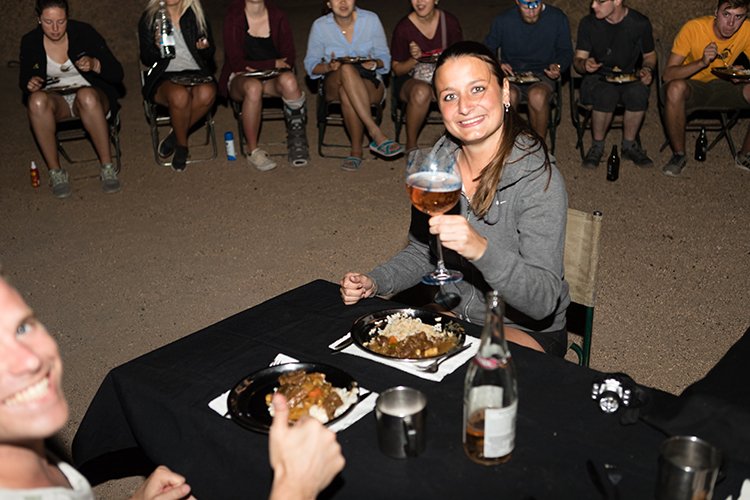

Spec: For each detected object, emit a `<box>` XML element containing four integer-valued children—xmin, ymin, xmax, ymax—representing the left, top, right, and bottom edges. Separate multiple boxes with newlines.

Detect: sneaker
<box><xmin>582</xmin><ymin>145</ymin><xmax>604</xmax><ymax>169</ymax></box>
<box><xmin>734</xmin><ymin>151</ymin><xmax>750</xmax><ymax>172</ymax></box>
<box><xmin>172</xmin><ymin>145</ymin><xmax>188</xmax><ymax>172</ymax></box>
<box><xmin>99</xmin><ymin>163</ymin><xmax>121</xmax><ymax>193</ymax></box>
<box><xmin>622</xmin><ymin>143</ymin><xmax>654</xmax><ymax>167</ymax></box>
<box><xmin>662</xmin><ymin>154</ymin><xmax>687</xmax><ymax>177</ymax></box>
<box><xmin>158</xmin><ymin>130</ymin><xmax>176</xmax><ymax>159</ymax></box>
<box><xmin>248</xmin><ymin>148</ymin><xmax>277</xmax><ymax>172</ymax></box>
<box><xmin>49</xmin><ymin>168</ymin><xmax>72</xmax><ymax>199</ymax></box>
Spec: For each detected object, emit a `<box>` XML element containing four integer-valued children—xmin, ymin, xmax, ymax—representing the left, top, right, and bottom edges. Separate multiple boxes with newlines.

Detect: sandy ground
<box><xmin>1</xmin><ymin>0</ymin><xmax>748</xmax><ymax>497</ymax></box>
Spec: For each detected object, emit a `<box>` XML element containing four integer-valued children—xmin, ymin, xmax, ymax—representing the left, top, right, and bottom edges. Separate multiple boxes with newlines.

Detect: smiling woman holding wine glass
<box><xmin>340</xmin><ymin>41</ymin><xmax>570</xmax><ymax>356</ymax></box>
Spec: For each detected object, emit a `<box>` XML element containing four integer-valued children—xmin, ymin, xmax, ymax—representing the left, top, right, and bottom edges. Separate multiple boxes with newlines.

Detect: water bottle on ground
<box><xmin>30</xmin><ymin>161</ymin><xmax>40</xmax><ymax>188</ymax></box>
<box><xmin>695</xmin><ymin>127</ymin><xmax>708</xmax><ymax>162</ymax></box>
<box><xmin>224</xmin><ymin>131</ymin><xmax>237</xmax><ymax>161</ymax></box>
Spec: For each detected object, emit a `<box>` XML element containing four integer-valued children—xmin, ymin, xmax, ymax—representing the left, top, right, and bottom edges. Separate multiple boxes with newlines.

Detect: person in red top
<box><xmin>391</xmin><ymin>0</ymin><xmax>462</xmax><ymax>153</ymax></box>
<box><xmin>219</xmin><ymin>0</ymin><xmax>309</xmax><ymax>170</ymax></box>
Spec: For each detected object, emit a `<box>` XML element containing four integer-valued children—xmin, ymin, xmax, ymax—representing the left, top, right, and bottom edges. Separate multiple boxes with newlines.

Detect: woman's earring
<box><xmin>504</xmin><ymin>102</ymin><xmax>510</xmax><ymax>113</ymax></box>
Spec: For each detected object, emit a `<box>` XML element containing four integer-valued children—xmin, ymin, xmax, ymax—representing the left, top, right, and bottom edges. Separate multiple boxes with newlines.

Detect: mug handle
<box><xmin>403</xmin><ymin>416</ymin><xmax>418</xmax><ymax>457</ymax></box>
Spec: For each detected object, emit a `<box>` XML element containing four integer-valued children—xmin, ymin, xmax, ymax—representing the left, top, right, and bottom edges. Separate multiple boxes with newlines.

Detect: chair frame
<box><xmin>515</xmin><ymin>75</ymin><xmax>563</xmax><ymax>155</ymax></box>
<box><xmin>56</xmin><ymin>109</ymin><xmax>122</xmax><ymax>172</ymax></box>
<box><xmin>564</xmin><ymin>209</ymin><xmax>603</xmax><ymax>367</ymax></box>
<box><xmin>315</xmin><ymin>76</ymin><xmax>384</xmax><ymax>158</ymax></box>
<box><xmin>139</xmin><ymin>71</ymin><xmax>218</xmax><ymax>168</ymax></box>
<box><xmin>230</xmin><ymin>96</ymin><xmax>286</xmax><ymax>158</ymax></box>
<box><xmin>390</xmin><ymin>73</ymin><xmax>443</xmax><ymax>146</ymax></box>
<box><xmin>569</xmin><ymin>70</ymin><xmax>643</xmax><ymax>161</ymax></box>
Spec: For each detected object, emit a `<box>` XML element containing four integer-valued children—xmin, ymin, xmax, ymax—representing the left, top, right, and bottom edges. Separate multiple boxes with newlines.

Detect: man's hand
<box><xmin>703</xmin><ymin>42</ymin><xmax>719</xmax><ymax>67</ymax></box>
<box><xmin>543</xmin><ymin>63</ymin><xmax>562</xmax><ymax>80</ymax></box>
<box><xmin>130</xmin><ymin>465</ymin><xmax>194</xmax><ymax>500</ymax></box>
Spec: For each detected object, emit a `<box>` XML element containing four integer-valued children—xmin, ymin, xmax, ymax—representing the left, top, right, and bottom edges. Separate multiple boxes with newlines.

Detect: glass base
<box><xmin>421</xmin><ymin>269</ymin><xmax>463</xmax><ymax>285</ymax></box>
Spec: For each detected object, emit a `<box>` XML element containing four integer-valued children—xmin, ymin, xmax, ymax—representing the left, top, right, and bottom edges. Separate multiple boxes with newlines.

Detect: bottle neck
<box><xmin>478</xmin><ymin>292</ymin><xmax>510</xmax><ymax>360</ymax></box>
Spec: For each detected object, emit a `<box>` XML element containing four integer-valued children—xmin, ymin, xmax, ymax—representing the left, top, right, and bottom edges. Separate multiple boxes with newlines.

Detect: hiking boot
<box><xmin>284</xmin><ymin>104</ymin><xmax>310</xmax><ymax>167</ymax></box>
<box><xmin>735</xmin><ymin>151</ymin><xmax>750</xmax><ymax>172</ymax></box>
<box><xmin>622</xmin><ymin>143</ymin><xmax>654</xmax><ymax>167</ymax></box>
<box><xmin>582</xmin><ymin>145</ymin><xmax>604</xmax><ymax>169</ymax></box>
<box><xmin>662</xmin><ymin>154</ymin><xmax>687</xmax><ymax>177</ymax></box>
<box><xmin>158</xmin><ymin>130</ymin><xmax>176</xmax><ymax>159</ymax></box>
<box><xmin>99</xmin><ymin>163</ymin><xmax>121</xmax><ymax>193</ymax></box>
<box><xmin>49</xmin><ymin>168</ymin><xmax>72</xmax><ymax>199</ymax></box>
<box><xmin>248</xmin><ymin>148</ymin><xmax>277</xmax><ymax>171</ymax></box>
<box><xmin>172</xmin><ymin>145</ymin><xmax>188</xmax><ymax>172</ymax></box>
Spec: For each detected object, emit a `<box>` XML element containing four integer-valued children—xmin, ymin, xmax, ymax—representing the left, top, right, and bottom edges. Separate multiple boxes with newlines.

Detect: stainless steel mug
<box><xmin>656</xmin><ymin>435</ymin><xmax>722</xmax><ymax>500</ymax></box>
<box><xmin>375</xmin><ymin>386</ymin><xmax>427</xmax><ymax>459</ymax></box>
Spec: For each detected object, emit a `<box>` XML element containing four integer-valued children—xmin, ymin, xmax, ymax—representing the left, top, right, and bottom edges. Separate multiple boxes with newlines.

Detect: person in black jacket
<box><xmin>19</xmin><ymin>0</ymin><xmax>124</xmax><ymax>198</ymax></box>
<box><xmin>139</xmin><ymin>0</ymin><xmax>217</xmax><ymax>171</ymax></box>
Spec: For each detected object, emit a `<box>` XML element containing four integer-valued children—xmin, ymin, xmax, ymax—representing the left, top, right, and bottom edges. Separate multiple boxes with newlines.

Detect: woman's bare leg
<box><xmin>400</xmin><ymin>78</ymin><xmax>433</xmax><ymax>151</ymax></box>
<box><xmin>336</xmin><ymin>64</ymin><xmax>386</xmax><ymax>145</ymax></box>
<box><xmin>73</xmin><ymin>87</ymin><xmax>112</xmax><ymax>164</ymax></box>
<box><xmin>154</xmin><ymin>81</ymin><xmax>192</xmax><ymax>147</ymax></box>
<box><xmin>230</xmin><ymin>76</ymin><xmax>264</xmax><ymax>152</ymax></box>
<box><xmin>26</xmin><ymin>91</ymin><xmax>71</xmax><ymax>170</ymax></box>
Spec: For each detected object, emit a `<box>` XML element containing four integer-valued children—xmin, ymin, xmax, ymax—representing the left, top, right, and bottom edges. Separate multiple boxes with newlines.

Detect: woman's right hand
<box><xmin>408</xmin><ymin>41</ymin><xmax>422</xmax><ymax>60</ymax></box>
<box><xmin>340</xmin><ymin>273</ymin><xmax>376</xmax><ymax>304</ymax></box>
<box><xmin>27</xmin><ymin>76</ymin><xmax>44</xmax><ymax>93</ymax></box>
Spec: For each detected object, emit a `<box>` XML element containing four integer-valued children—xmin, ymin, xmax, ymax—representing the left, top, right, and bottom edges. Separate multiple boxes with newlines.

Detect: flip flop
<box><xmin>341</xmin><ymin>156</ymin><xmax>363</xmax><ymax>172</ymax></box>
<box><xmin>369</xmin><ymin>139</ymin><xmax>404</xmax><ymax>158</ymax></box>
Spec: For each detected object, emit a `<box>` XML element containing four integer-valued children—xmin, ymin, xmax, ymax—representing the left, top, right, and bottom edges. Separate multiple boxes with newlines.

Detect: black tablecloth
<box><xmin>72</xmin><ymin>280</ymin><xmax>750</xmax><ymax>499</ymax></box>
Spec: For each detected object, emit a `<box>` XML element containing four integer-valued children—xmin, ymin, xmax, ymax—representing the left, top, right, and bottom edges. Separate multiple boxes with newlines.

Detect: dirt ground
<box><xmin>1</xmin><ymin>0</ymin><xmax>748</xmax><ymax>497</ymax></box>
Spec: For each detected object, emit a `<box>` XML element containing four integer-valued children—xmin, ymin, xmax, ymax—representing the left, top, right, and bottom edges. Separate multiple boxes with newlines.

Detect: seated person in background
<box><xmin>340</xmin><ymin>41</ymin><xmax>570</xmax><ymax>357</ymax></box>
<box><xmin>304</xmin><ymin>0</ymin><xmax>403</xmax><ymax>172</ymax></box>
<box><xmin>219</xmin><ymin>0</ymin><xmax>310</xmax><ymax>171</ymax></box>
<box><xmin>0</xmin><ymin>275</ymin><xmax>344</xmax><ymax>499</ymax></box>
<box><xmin>661</xmin><ymin>0</ymin><xmax>750</xmax><ymax>176</ymax></box>
<box><xmin>574</xmin><ymin>0</ymin><xmax>657</xmax><ymax>168</ymax></box>
<box><xmin>391</xmin><ymin>0</ymin><xmax>462</xmax><ymax>154</ymax></box>
<box><xmin>139</xmin><ymin>0</ymin><xmax>217</xmax><ymax>172</ymax></box>
<box><xmin>19</xmin><ymin>0</ymin><xmax>123</xmax><ymax>199</ymax></box>
<box><xmin>483</xmin><ymin>0</ymin><xmax>572</xmax><ymax>146</ymax></box>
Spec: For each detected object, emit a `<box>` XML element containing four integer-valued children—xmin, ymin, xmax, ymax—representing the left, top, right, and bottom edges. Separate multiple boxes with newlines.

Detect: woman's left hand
<box><xmin>429</xmin><ymin>215</ymin><xmax>488</xmax><ymax>261</ymax></box>
<box><xmin>75</xmin><ymin>55</ymin><xmax>100</xmax><ymax>73</ymax></box>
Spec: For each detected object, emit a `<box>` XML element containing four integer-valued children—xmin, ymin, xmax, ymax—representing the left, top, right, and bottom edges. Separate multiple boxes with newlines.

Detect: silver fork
<box><xmin>415</xmin><ymin>343</ymin><xmax>472</xmax><ymax>373</ymax></box>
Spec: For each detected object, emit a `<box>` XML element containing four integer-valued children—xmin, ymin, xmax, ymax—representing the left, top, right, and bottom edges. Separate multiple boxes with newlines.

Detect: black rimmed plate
<box><xmin>335</xmin><ymin>56</ymin><xmax>372</xmax><ymax>64</ymax></box>
<box><xmin>711</xmin><ymin>67</ymin><xmax>750</xmax><ymax>80</ymax></box>
<box><xmin>227</xmin><ymin>362</ymin><xmax>358</xmax><ymax>434</ymax></box>
<box><xmin>169</xmin><ymin>74</ymin><xmax>214</xmax><ymax>86</ymax></box>
<box><xmin>241</xmin><ymin>68</ymin><xmax>289</xmax><ymax>80</ymax></box>
<box><xmin>604</xmin><ymin>73</ymin><xmax>638</xmax><ymax>84</ymax></box>
<box><xmin>350</xmin><ymin>308</ymin><xmax>466</xmax><ymax>362</ymax></box>
<box><xmin>44</xmin><ymin>85</ymin><xmax>83</xmax><ymax>94</ymax></box>
<box><xmin>506</xmin><ymin>72</ymin><xmax>540</xmax><ymax>84</ymax></box>
<box><xmin>417</xmin><ymin>54</ymin><xmax>440</xmax><ymax>64</ymax></box>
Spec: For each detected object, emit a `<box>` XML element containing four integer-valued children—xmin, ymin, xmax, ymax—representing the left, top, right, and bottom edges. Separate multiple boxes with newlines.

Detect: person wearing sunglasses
<box><xmin>483</xmin><ymin>0</ymin><xmax>573</xmax><ymax>145</ymax></box>
<box><xmin>661</xmin><ymin>0</ymin><xmax>750</xmax><ymax>176</ymax></box>
<box><xmin>573</xmin><ymin>0</ymin><xmax>657</xmax><ymax>169</ymax></box>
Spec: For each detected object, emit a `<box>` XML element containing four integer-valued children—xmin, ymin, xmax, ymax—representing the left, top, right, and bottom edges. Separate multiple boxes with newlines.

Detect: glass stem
<box><xmin>435</xmin><ymin>236</ymin><xmax>449</xmax><ymax>275</ymax></box>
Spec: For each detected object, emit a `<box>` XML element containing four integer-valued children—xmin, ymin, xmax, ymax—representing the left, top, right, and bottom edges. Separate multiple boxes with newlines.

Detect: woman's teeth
<box><xmin>4</xmin><ymin>378</ymin><xmax>49</xmax><ymax>406</ymax></box>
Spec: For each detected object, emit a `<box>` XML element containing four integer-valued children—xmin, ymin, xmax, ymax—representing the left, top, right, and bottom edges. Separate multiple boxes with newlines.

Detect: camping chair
<box><xmin>140</xmin><ymin>70</ymin><xmax>217</xmax><ymax>168</ymax></box>
<box><xmin>655</xmin><ymin>38</ymin><xmax>749</xmax><ymax>159</ymax></box>
<box><xmin>564</xmin><ymin>209</ymin><xmax>603</xmax><ymax>367</ymax></box>
<box><xmin>230</xmin><ymin>96</ymin><xmax>286</xmax><ymax>157</ymax></box>
<box><xmin>316</xmin><ymin>75</ymin><xmax>384</xmax><ymax>158</ymax></box>
<box><xmin>390</xmin><ymin>73</ymin><xmax>443</xmax><ymax>145</ymax></box>
<box><xmin>515</xmin><ymin>75</ymin><xmax>563</xmax><ymax>154</ymax></box>
<box><xmin>56</xmin><ymin>109</ymin><xmax>122</xmax><ymax>172</ymax></box>
<box><xmin>570</xmin><ymin>70</ymin><xmax>642</xmax><ymax>161</ymax></box>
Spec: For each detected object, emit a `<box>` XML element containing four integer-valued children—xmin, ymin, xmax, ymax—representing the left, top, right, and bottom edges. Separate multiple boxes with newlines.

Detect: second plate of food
<box><xmin>350</xmin><ymin>308</ymin><xmax>466</xmax><ymax>361</ymax></box>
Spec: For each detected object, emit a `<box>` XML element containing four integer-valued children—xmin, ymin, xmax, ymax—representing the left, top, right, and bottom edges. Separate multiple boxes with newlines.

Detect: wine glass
<box><xmin>406</xmin><ymin>148</ymin><xmax>463</xmax><ymax>285</ymax></box>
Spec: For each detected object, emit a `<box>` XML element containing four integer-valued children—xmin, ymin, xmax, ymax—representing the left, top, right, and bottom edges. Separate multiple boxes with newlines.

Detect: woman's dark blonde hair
<box><xmin>433</xmin><ymin>41</ymin><xmax>551</xmax><ymax>219</ymax></box>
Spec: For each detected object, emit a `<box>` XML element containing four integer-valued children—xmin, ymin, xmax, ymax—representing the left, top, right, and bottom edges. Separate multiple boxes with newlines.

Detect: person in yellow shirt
<box><xmin>662</xmin><ymin>0</ymin><xmax>750</xmax><ymax>176</ymax></box>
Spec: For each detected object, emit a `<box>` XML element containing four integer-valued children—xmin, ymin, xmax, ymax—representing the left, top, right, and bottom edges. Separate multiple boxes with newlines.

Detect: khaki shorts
<box><xmin>684</xmin><ymin>79</ymin><xmax>750</xmax><ymax>110</ymax></box>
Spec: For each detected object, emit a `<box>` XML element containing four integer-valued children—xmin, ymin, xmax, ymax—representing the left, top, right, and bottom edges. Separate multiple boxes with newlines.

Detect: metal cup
<box><xmin>656</xmin><ymin>435</ymin><xmax>722</xmax><ymax>500</ymax></box>
<box><xmin>375</xmin><ymin>386</ymin><xmax>427</xmax><ymax>459</ymax></box>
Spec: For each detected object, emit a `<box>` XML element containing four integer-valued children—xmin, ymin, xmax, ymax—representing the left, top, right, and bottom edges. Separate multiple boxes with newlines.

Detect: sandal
<box><xmin>341</xmin><ymin>156</ymin><xmax>363</xmax><ymax>172</ymax></box>
<box><xmin>369</xmin><ymin>139</ymin><xmax>404</xmax><ymax>158</ymax></box>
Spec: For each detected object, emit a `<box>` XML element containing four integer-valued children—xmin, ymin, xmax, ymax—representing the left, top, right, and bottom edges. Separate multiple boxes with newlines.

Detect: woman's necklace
<box><xmin>335</xmin><ymin>16</ymin><xmax>354</xmax><ymax>35</ymax></box>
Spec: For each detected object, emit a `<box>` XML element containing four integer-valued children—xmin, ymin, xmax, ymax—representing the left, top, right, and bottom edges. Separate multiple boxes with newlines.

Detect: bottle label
<box><xmin>160</xmin><ymin>33</ymin><xmax>175</xmax><ymax>47</ymax></box>
<box><xmin>484</xmin><ymin>401</ymin><xmax>517</xmax><ymax>457</ymax></box>
<box><xmin>225</xmin><ymin>139</ymin><xmax>236</xmax><ymax>160</ymax></box>
<box><xmin>467</xmin><ymin>386</ymin><xmax>503</xmax><ymax>415</ymax></box>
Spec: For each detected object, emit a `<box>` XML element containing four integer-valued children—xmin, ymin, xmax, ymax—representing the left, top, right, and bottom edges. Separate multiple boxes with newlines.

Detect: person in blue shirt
<box><xmin>304</xmin><ymin>0</ymin><xmax>403</xmax><ymax>171</ymax></box>
<box><xmin>484</xmin><ymin>0</ymin><xmax>572</xmax><ymax>143</ymax></box>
